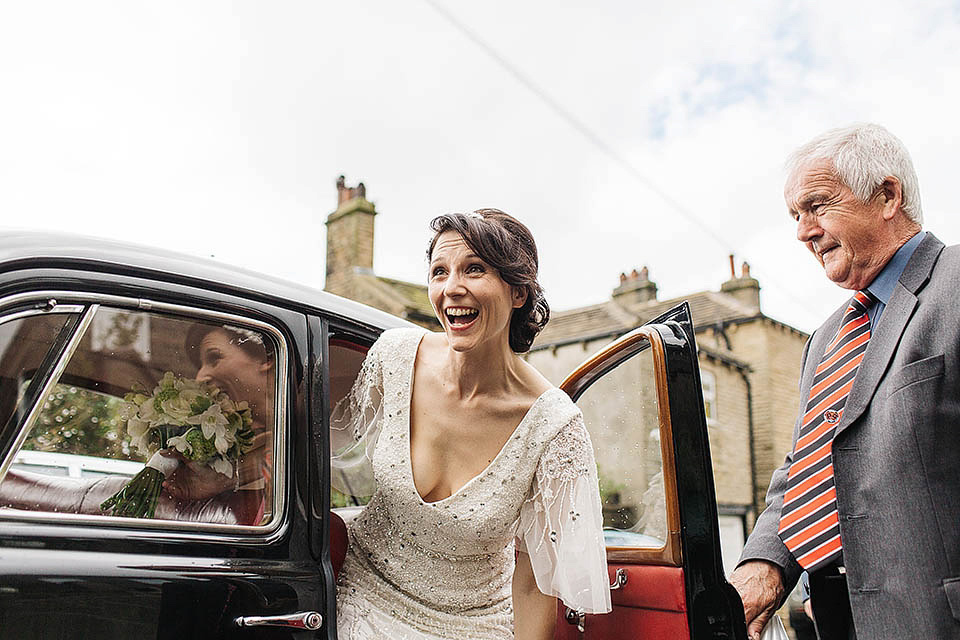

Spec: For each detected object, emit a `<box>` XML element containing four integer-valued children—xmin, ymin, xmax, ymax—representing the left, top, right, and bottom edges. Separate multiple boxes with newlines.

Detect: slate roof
<box><xmin>374</xmin><ymin>275</ymin><xmax>435</xmax><ymax>320</ymax></box>
<box><xmin>532</xmin><ymin>290</ymin><xmax>783</xmax><ymax>351</ymax></box>
<box><xmin>343</xmin><ymin>269</ymin><xmax>806</xmax><ymax>351</ymax></box>
<box><xmin>345</xmin><ymin>272</ymin><xmax>440</xmax><ymax>329</ymax></box>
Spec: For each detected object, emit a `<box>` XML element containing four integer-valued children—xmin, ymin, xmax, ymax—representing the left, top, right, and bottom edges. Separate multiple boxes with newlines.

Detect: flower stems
<box><xmin>100</xmin><ymin>466</ymin><xmax>166</xmax><ymax>518</ymax></box>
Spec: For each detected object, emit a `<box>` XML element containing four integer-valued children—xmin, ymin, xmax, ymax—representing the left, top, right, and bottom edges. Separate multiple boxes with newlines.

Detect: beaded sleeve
<box><xmin>516</xmin><ymin>411</ymin><xmax>612</xmax><ymax>614</ymax></box>
<box><xmin>329</xmin><ymin>332</ymin><xmax>387</xmax><ymax>499</ymax></box>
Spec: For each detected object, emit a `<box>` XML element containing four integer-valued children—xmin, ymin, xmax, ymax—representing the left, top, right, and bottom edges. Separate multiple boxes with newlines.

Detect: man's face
<box><xmin>785</xmin><ymin>159</ymin><xmax>892</xmax><ymax>290</ymax></box>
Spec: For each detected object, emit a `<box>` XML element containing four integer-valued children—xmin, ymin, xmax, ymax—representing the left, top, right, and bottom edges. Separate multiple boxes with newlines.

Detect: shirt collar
<box><xmin>866</xmin><ymin>231</ymin><xmax>925</xmax><ymax>305</ymax></box>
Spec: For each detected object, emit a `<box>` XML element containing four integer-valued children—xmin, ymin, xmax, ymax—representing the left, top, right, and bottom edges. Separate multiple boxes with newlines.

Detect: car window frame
<box><xmin>0</xmin><ymin>289</ymin><xmax>290</xmax><ymax>536</ymax></box>
<box><xmin>0</xmin><ymin>302</ymin><xmax>85</xmax><ymax>457</ymax></box>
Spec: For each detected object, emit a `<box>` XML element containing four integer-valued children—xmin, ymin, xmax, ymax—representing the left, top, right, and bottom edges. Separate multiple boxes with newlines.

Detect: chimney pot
<box><xmin>720</xmin><ymin>257</ymin><xmax>760</xmax><ymax>310</ymax></box>
<box><xmin>613</xmin><ymin>266</ymin><xmax>657</xmax><ymax>306</ymax></box>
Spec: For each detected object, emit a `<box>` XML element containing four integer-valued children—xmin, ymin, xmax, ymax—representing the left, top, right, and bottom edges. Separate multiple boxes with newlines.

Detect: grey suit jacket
<box><xmin>740</xmin><ymin>233</ymin><xmax>960</xmax><ymax>638</ymax></box>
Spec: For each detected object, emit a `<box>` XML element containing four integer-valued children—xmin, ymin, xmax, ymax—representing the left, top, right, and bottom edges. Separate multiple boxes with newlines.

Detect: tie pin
<box><xmin>824</xmin><ymin>410</ymin><xmax>841</xmax><ymax>424</ymax></box>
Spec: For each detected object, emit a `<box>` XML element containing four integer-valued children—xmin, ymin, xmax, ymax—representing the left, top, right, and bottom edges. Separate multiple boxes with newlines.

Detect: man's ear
<box><xmin>512</xmin><ymin>286</ymin><xmax>528</xmax><ymax>309</ymax></box>
<box><xmin>258</xmin><ymin>358</ymin><xmax>275</xmax><ymax>374</ymax></box>
<box><xmin>877</xmin><ymin>176</ymin><xmax>904</xmax><ymax>221</ymax></box>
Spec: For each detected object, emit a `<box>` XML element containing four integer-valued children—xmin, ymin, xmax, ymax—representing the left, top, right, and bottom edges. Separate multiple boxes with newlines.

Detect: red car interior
<box><xmin>554</xmin><ymin>564</ymin><xmax>688</xmax><ymax>639</ymax></box>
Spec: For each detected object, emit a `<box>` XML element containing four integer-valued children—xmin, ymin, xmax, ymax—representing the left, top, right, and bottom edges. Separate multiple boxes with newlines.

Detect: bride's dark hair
<box><xmin>427</xmin><ymin>209</ymin><xmax>549</xmax><ymax>353</ymax></box>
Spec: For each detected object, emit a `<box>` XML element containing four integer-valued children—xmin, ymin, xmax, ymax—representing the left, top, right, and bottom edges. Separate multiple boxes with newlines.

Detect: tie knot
<box><xmin>851</xmin><ymin>290</ymin><xmax>874</xmax><ymax>313</ymax></box>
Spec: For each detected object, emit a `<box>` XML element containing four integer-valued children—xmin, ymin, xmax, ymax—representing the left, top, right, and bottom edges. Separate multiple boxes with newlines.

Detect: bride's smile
<box><xmin>428</xmin><ymin>231</ymin><xmax>525</xmax><ymax>354</ymax></box>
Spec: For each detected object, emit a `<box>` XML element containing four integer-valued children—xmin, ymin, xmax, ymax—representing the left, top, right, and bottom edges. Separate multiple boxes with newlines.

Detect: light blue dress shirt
<box><xmin>864</xmin><ymin>231</ymin><xmax>925</xmax><ymax>330</ymax></box>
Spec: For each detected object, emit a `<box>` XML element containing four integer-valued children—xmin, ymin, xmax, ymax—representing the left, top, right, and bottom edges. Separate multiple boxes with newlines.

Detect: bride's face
<box><xmin>427</xmin><ymin>231</ymin><xmax>525</xmax><ymax>352</ymax></box>
<box><xmin>195</xmin><ymin>329</ymin><xmax>273</xmax><ymax>418</ymax></box>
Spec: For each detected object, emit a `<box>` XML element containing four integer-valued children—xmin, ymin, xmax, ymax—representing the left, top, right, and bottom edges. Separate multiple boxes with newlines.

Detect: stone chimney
<box><xmin>612</xmin><ymin>266</ymin><xmax>658</xmax><ymax>306</ymax></box>
<box><xmin>325</xmin><ymin>175</ymin><xmax>377</xmax><ymax>296</ymax></box>
<box><xmin>720</xmin><ymin>255</ymin><xmax>760</xmax><ymax>310</ymax></box>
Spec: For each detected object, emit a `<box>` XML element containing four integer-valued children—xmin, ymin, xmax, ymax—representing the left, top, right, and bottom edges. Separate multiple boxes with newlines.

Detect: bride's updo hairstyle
<box><xmin>427</xmin><ymin>209</ymin><xmax>550</xmax><ymax>353</ymax></box>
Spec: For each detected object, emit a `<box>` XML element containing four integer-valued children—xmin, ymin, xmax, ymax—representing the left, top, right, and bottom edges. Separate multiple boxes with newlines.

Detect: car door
<box><xmin>0</xmin><ymin>281</ymin><xmax>327</xmax><ymax>639</ymax></box>
<box><xmin>553</xmin><ymin>302</ymin><xmax>747</xmax><ymax>640</ymax></box>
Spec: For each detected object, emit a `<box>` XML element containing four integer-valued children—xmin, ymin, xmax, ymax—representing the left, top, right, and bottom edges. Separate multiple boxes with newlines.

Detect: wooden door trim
<box><xmin>559</xmin><ymin>326</ymin><xmax>682</xmax><ymax>567</ymax></box>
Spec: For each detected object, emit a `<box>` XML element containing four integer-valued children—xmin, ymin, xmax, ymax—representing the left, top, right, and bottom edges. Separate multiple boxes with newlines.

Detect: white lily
<box><xmin>166</xmin><ymin>434</ymin><xmax>192</xmax><ymax>454</ymax></box>
<box><xmin>210</xmin><ymin>457</ymin><xmax>233</xmax><ymax>477</ymax></box>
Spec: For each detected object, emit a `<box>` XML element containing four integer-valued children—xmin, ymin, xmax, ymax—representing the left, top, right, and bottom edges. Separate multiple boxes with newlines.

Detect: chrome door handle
<box><xmin>564</xmin><ymin>608</ymin><xmax>585</xmax><ymax>633</ymax></box>
<box><xmin>610</xmin><ymin>567</ymin><xmax>628</xmax><ymax>590</ymax></box>
<box><xmin>235</xmin><ymin>611</ymin><xmax>323</xmax><ymax>631</ymax></box>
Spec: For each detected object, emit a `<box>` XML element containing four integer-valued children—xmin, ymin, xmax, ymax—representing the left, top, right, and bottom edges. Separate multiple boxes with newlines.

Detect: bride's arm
<box><xmin>512</xmin><ymin>549</ymin><xmax>557</xmax><ymax>639</ymax></box>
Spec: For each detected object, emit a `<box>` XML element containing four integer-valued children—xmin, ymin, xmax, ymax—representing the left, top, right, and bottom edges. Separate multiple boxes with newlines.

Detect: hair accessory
<box><xmin>223</xmin><ymin>324</ymin><xmax>264</xmax><ymax>346</ymax></box>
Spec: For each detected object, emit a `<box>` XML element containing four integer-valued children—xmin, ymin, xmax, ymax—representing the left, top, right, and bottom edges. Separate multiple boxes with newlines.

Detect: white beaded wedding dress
<box><xmin>332</xmin><ymin>328</ymin><xmax>610</xmax><ymax>639</ymax></box>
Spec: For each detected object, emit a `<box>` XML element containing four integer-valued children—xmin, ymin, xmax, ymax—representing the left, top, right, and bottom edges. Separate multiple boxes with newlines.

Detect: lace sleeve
<box><xmin>329</xmin><ymin>334</ymin><xmax>386</xmax><ymax>498</ymax></box>
<box><xmin>516</xmin><ymin>411</ymin><xmax>612</xmax><ymax>614</ymax></box>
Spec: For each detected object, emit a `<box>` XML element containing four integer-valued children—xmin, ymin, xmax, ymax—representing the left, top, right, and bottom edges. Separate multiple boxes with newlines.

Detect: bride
<box><xmin>332</xmin><ymin>209</ymin><xmax>611</xmax><ymax>639</ymax></box>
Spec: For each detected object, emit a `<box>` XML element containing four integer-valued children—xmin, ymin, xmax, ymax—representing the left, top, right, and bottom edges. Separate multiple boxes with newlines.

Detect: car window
<box><xmin>575</xmin><ymin>344</ymin><xmax>667</xmax><ymax>550</ymax></box>
<box><xmin>327</xmin><ymin>334</ymin><xmax>371</xmax><ymax>508</ymax></box>
<box><xmin>0</xmin><ymin>312</ymin><xmax>79</xmax><ymax>433</ymax></box>
<box><xmin>0</xmin><ymin>305</ymin><xmax>281</xmax><ymax>528</ymax></box>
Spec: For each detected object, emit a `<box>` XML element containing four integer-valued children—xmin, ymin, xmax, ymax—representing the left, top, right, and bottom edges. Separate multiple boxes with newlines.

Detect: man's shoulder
<box><xmin>938</xmin><ymin>242</ymin><xmax>960</xmax><ymax>264</ymax></box>
<box><xmin>925</xmin><ymin>241</ymin><xmax>960</xmax><ymax>282</ymax></box>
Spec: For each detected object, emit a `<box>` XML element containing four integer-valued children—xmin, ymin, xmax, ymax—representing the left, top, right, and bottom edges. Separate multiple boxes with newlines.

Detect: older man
<box><xmin>730</xmin><ymin>123</ymin><xmax>960</xmax><ymax>640</ymax></box>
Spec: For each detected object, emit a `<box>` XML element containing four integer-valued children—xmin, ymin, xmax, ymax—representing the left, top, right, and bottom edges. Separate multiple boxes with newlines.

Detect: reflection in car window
<box><xmin>0</xmin><ymin>306</ymin><xmax>280</xmax><ymax>527</ymax></box>
<box><xmin>0</xmin><ymin>313</ymin><xmax>78</xmax><ymax>433</ymax></box>
<box><xmin>576</xmin><ymin>346</ymin><xmax>666</xmax><ymax>548</ymax></box>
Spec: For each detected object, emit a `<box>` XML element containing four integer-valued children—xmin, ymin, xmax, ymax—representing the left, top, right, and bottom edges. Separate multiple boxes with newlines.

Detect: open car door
<box><xmin>553</xmin><ymin>303</ymin><xmax>747</xmax><ymax>640</ymax></box>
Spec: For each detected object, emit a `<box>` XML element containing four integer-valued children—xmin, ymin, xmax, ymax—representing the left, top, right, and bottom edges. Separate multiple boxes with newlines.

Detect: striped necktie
<box><xmin>778</xmin><ymin>291</ymin><xmax>873</xmax><ymax>572</ymax></box>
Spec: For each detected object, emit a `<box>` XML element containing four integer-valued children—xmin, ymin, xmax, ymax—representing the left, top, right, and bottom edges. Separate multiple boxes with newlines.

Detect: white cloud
<box><xmin>1</xmin><ymin>0</ymin><xmax>957</xmax><ymax>334</ymax></box>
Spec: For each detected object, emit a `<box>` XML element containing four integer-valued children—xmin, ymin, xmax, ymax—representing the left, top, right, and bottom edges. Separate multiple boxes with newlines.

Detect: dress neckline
<box><xmin>404</xmin><ymin>330</ymin><xmax>557</xmax><ymax>506</ymax></box>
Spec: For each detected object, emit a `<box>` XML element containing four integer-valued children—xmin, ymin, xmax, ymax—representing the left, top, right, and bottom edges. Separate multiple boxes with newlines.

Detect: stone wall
<box><xmin>725</xmin><ymin>319</ymin><xmax>807</xmax><ymax>520</ymax></box>
<box><xmin>325</xmin><ymin>198</ymin><xmax>376</xmax><ymax>297</ymax></box>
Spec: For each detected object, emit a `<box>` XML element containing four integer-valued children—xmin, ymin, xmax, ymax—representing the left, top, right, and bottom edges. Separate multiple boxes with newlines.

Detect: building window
<box><xmin>701</xmin><ymin>369</ymin><xmax>717</xmax><ymax>424</ymax></box>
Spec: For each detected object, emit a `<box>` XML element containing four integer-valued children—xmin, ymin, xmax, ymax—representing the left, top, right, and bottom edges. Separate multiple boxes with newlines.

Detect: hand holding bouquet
<box><xmin>100</xmin><ymin>372</ymin><xmax>255</xmax><ymax>518</ymax></box>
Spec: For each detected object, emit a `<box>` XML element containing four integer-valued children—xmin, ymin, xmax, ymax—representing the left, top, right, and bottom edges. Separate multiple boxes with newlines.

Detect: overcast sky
<box><xmin>2</xmin><ymin>1</ymin><xmax>958</xmax><ymax>333</ymax></box>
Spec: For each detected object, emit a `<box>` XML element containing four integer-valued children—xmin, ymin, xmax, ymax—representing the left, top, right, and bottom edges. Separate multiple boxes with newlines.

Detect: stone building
<box><xmin>526</xmin><ymin>263</ymin><xmax>808</xmax><ymax>573</ymax></box>
<box><xmin>323</xmin><ymin>176</ymin><xmax>439</xmax><ymax>329</ymax></box>
<box><xmin>323</xmin><ymin>177</ymin><xmax>809</xmax><ymax>573</ymax></box>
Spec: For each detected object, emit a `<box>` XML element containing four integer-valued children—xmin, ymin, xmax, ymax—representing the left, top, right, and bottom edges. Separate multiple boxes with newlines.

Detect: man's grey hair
<box><xmin>786</xmin><ymin>123</ymin><xmax>923</xmax><ymax>225</ymax></box>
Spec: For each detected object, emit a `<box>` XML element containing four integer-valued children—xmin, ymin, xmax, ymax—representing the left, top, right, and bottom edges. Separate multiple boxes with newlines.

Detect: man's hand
<box><xmin>729</xmin><ymin>560</ymin><xmax>786</xmax><ymax>640</ymax></box>
<box><xmin>160</xmin><ymin>450</ymin><xmax>235</xmax><ymax>501</ymax></box>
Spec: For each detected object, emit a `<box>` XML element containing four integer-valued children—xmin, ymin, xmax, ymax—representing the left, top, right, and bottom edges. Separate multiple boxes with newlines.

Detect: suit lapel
<box><xmin>836</xmin><ymin>233</ymin><xmax>944</xmax><ymax>435</ymax></box>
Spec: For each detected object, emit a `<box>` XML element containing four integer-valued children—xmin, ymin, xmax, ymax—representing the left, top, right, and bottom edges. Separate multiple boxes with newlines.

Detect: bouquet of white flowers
<box><xmin>100</xmin><ymin>372</ymin><xmax>255</xmax><ymax>518</ymax></box>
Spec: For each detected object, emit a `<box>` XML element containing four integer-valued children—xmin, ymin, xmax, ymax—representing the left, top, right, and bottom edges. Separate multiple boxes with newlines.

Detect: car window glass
<box><xmin>328</xmin><ymin>335</ymin><xmax>371</xmax><ymax>508</ymax></box>
<box><xmin>0</xmin><ymin>313</ymin><xmax>79</xmax><ymax>433</ymax></box>
<box><xmin>0</xmin><ymin>306</ymin><xmax>279</xmax><ymax>528</ymax></box>
<box><xmin>576</xmin><ymin>346</ymin><xmax>666</xmax><ymax>548</ymax></box>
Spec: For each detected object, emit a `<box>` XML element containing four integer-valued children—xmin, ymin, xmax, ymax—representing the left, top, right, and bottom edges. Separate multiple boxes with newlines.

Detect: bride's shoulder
<box><xmin>373</xmin><ymin>327</ymin><xmax>430</xmax><ymax>351</ymax></box>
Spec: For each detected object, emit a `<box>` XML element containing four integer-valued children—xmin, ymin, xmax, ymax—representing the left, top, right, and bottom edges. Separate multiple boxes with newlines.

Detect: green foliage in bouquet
<box><xmin>100</xmin><ymin>372</ymin><xmax>255</xmax><ymax>518</ymax></box>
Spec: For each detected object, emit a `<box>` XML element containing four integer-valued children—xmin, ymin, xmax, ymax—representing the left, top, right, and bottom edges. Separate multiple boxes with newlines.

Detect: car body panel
<box><xmin>0</xmin><ymin>234</ymin><xmax>745</xmax><ymax>639</ymax></box>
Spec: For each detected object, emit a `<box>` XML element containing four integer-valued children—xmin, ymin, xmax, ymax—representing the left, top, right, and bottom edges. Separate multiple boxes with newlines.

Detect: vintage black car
<box><xmin>0</xmin><ymin>232</ymin><xmax>747</xmax><ymax>639</ymax></box>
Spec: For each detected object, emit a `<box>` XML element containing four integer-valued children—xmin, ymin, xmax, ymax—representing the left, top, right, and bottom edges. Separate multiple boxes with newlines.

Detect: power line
<box><xmin>423</xmin><ymin>0</ymin><xmax>731</xmax><ymax>251</ymax></box>
<box><xmin>422</xmin><ymin>0</ymin><xmax>826</xmax><ymax>328</ymax></box>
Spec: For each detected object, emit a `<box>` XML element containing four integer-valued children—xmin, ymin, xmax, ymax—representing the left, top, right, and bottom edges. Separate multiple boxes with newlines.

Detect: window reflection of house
<box><xmin>323</xmin><ymin>177</ymin><xmax>809</xmax><ymax>576</ymax></box>
<box><xmin>701</xmin><ymin>369</ymin><xmax>717</xmax><ymax>425</ymax></box>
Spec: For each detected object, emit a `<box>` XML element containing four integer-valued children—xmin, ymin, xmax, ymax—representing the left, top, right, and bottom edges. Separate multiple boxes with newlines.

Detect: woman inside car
<box><xmin>159</xmin><ymin>323</ymin><xmax>276</xmax><ymax>525</ymax></box>
<box><xmin>332</xmin><ymin>209</ymin><xmax>611</xmax><ymax>639</ymax></box>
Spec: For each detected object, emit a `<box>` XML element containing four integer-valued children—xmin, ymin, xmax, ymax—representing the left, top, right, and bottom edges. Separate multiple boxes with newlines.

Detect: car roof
<box><xmin>0</xmin><ymin>230</ymin><xmax>413</xmax><ymax>330</ymax></box>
